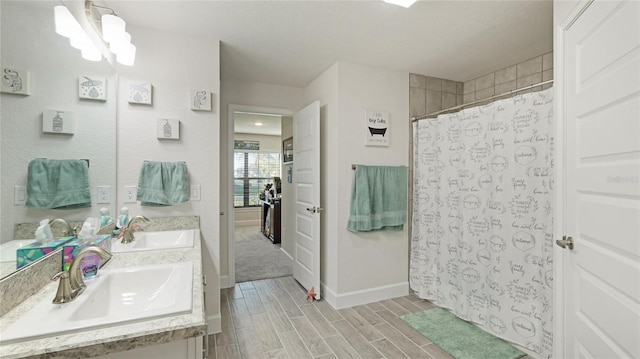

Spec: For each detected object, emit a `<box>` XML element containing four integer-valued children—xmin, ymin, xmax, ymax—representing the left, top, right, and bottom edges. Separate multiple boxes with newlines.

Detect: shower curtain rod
<box><xmin>411</xmin><ymin>79</ymin><xmax>554</xmax><ymax>122</ymax></box>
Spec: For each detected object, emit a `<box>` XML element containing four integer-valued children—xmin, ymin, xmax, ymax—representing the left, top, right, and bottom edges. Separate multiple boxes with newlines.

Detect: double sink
<box><xmin>0</xmin><ymin>229</ymin><xmax>196</xmax><ymax>345</ymax></box>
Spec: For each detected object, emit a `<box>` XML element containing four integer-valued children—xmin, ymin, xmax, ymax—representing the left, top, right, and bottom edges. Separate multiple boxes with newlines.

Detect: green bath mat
<box><xmin>401</xmin><ymin>308</ymin><xmax>526</xmax><ymax>359</ymax></box>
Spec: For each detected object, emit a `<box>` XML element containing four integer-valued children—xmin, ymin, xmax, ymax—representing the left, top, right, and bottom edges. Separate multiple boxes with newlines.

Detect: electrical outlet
<box><xmin>14</xmin><ymin>185</ymin><xmax>26</xmax><ymax>205</ymax></box>
<box><xmin>97</xmin><ymin>185</ymin><xmax>110</xmax><ymax>204</ymax></box>
<box><xmin>190</xmin><ymin>185</ymin><xmax>201</xmax><ymax>201</ymax></box>
<box><xmin>124</xmin><ymin>185</ymin><xmax>137</xmax><ymax>203</ymax></box>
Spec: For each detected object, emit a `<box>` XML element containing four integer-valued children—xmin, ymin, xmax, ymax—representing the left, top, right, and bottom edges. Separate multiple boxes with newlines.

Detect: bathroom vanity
<box><xmin>0</xmin><ymin>219</ymin><xmax>207</xmax><ymax>359</ymax></box>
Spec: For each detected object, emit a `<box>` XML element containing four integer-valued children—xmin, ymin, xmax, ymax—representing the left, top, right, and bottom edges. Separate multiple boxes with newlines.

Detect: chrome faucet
<box><xmin>52</xmin><ymin>246</ymin><xmax>112</xmax><ymax>304</ymax></box>
<box><xmin>121</xmin><ymin>215</ymin><xmax>149</xmax><ymax>244</ymax></box>
<box><xmin>48</xmin><ymin>218</ymin><xmax>78</xmax><ymax>238</ymax></box>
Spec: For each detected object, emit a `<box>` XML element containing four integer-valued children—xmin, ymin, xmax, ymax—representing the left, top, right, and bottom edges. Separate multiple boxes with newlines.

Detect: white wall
<box><xmin>115</xmin><ymin>25</ymin><xmax>221</xmax><ymax>332</ymax></box>
<box><xmin>220</xmin><ymin>80</ymin><xmax>304</xmax><ymax>286</ymax></box>
<box><xmin>0</xmin><ymin>1</ymin><xmax>116</xmax><ymax>242</ymax></box>
<box><xmin>305</xmin><ymin>62</ymin><xmax>410</xmax><ymax>308</ymax></box>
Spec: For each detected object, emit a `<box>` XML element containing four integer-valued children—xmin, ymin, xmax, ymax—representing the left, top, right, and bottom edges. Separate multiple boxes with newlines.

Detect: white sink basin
<box><xmin>0</xmin><ymin>262</ymin><xmax>193</xmax><ymax>344</ymax></box>
<box><xmin>110</xmin><ymin>229</ymin><xmax>195</xmax><ymax>253</ymax></box>
<box><xmin>0</xmin><ymin>240</ymin><xmax>35</xmax><ymax>262</ymax></box>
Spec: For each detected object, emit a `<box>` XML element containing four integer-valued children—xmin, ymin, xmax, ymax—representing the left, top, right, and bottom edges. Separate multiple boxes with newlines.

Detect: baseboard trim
<box><xmin>234</xmin><ymin>220</ymin><xmax>259</xmax><ymax>227</ymax></box>
<box><xmin>321</xmin><ymin>281</ymin><xmax>409</xmax><ymax>309</ymax></box>
<box><xmin>220</xmin><ymin>275</ymin><xmax>233</xmax><ymax>289</ymax></box>
<box><xmin>207</xmin><ymin>314</ymin><xmax>221</xmax><ymax>335</ymax></box>
<box><xmin>280</xmin><ymin>248</ymin><xmax>293</xmax><ymax>261</ymax></box>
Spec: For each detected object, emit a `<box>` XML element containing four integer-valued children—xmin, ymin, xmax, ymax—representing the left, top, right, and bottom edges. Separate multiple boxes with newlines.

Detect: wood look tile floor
<box><xmin>208</xmin><ymin>276</ymin><xmax>474</xmax><ymax>359</ymax></box>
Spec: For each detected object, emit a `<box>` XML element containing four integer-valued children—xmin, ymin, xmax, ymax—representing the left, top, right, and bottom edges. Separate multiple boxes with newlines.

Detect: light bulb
<box><xmin>383</xmin><ymin>0</ymin><xmax>417</xmax><ymax>8</ymax></box>
<box><xmin>116</xmin><ymin>44</ymin><xmax>136</xmax><ymax>66</ymax></box>
<box><xmin>54</xmin><ymin>6</ymin><xmax>76</xmax><ymax>38</ymax></box>
<box><xmin>109</xmin><ymin>32</ymin><xmax>132</xmax><ymax>55</ymax></box>
<box><xmin>101</xmin><ymin>14</ymin><xmax>126</xmax><ymax>43</ymax></box>
<box><xmin>70</xmin><ymin>32</ymin><xmax>92</xmax><ymax>50</ymax></box>
<box><xmin>82</xmin><ymin>45</ymin><xmax>102</xmax><ymax>61</ymax></box>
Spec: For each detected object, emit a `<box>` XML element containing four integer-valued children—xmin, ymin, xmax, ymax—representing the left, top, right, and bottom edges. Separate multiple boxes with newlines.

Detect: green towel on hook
<box><xmin>25</xmin><ymin>158</ymin><xmax>91</xmax><ymax>209</ymax></box>
<box><xmin>137</xmin><ymin>161</ymin><xmax>190</xmax><ymax>206</ymax></box>
<box><xmin>347</xmin><ymin>165</ymin><xmax>408</xmax><ymax>232</ymax></box>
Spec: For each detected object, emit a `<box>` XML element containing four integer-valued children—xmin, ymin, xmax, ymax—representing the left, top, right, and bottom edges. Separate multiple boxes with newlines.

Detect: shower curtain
<box><xmin>410</xmin><ymin>88</ymin><xmax>554</xmax><ymax>358</ymax></box>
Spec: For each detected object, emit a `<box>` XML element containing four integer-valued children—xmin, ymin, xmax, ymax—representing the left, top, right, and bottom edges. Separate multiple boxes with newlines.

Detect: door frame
<box><xmin>552</xmin><ymin>1</ymin><xmax>594</xmax><ymax>357</ymax></box>
<box><xmin>226</xmin><ymin>104</ymin><xmax>294</xmax><ymax>286</ymax></box>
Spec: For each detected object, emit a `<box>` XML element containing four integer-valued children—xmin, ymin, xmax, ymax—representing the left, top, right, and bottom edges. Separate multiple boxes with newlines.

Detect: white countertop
<box><xmin>0</xmin><ymin>231</ymin><xmax>206</xmax><ymax>359</ymax></box>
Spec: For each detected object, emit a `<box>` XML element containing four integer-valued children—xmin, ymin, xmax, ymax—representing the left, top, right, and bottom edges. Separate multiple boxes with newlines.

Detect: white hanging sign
<box><xmin>364</xmin><ymin>110</ymin><xmax>390</xmax><ymax>147</ymax></box>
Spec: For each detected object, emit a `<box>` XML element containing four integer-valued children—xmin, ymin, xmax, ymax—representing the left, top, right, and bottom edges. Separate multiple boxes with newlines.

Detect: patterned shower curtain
<box><xmin>410</xmin><ymin>88</ymin><xmax>554</xmax><ymax>358</ymax></box>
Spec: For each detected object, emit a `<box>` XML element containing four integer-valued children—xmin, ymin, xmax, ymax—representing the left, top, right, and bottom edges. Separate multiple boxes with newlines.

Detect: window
<box><xmin>234</xmin><ymin>152</ymin><xmax>281</xmax><ymax>207</ymax></box>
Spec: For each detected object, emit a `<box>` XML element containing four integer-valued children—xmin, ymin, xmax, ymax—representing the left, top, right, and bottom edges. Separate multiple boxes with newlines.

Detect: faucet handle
<box><xmin>52</xmin><ymin>271</ymin><xmax>73</xmax><ymax>304</ymax></box>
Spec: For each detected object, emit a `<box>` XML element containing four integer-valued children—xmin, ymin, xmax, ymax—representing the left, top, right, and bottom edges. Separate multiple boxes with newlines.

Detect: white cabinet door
<box><xmin>292</xmin><ymin>101</ymin><xmax>321</xmax><ymax>300</ymax></box>
<box><xmin>559</xmin><ymin>1</ymin><xmax>640</xmax><ymax>358</ymax></box>
<box><xmin>94</xmin><ymin>337</ymin><xmax>204</xmax><ymax>359</ymax></box>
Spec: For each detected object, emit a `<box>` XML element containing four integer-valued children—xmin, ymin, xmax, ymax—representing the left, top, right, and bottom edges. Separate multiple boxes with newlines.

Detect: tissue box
<box><xmin>62</xmin><ymin>234</ymin><xmax>112</xmax><ymax>277</ymax></box>
<box><xmin>16</xmin><ymin>237</ymin><xmax>75</xmax><ymax>270</ymax></box>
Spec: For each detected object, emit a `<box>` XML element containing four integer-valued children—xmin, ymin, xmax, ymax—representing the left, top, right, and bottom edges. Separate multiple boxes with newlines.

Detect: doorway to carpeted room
<box><xmin>234</xmin><ymin>226</ymin><xmax>293</xmax><ymax>282</ymax></box>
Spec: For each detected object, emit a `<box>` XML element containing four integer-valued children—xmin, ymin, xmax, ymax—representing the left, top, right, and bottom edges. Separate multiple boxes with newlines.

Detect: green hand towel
<box><xmin>25</xmin><ymin>159</ymin><xmax>91</xmax><ymax>209</ymax></box>
<box><xmin>137</xmin><ymin>161</ymin><xmax>190</xmax><ymax>206</ymax></box>
<box><xmin>347</xmin><ymin>165</ymin><xmax>408</xmax><ymax>232</ymax></box>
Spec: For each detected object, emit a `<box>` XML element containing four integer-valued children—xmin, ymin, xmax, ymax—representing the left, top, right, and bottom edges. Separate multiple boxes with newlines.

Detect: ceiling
<box><xmin>107</xmin><ymin>0</ymin><xmax>553</xmax><ymax>88</ymax></box>
<box><xmin>234</xmin><ymin>112</ymin><xmax>282</xmax><ymax>136</ymax></box>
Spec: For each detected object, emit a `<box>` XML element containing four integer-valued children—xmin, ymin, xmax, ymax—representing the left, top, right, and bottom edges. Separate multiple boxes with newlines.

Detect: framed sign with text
<box><xmin>364</xmin><ymin>110</ymin><xmax>389</xmax><ymax>146</ymax></box>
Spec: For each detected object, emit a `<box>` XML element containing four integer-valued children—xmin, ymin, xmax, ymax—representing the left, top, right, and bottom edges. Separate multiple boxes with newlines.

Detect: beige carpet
<box><xmin>234</xmin><ymin>226</ymin><xmax>293</xmax><ymax>282</ymax></box>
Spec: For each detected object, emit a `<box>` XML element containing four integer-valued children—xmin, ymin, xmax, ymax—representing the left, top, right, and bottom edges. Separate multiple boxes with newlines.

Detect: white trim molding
<box><xmin>321</xmin><ymin>281</ymin><xmax>409</xmax><ymax>310</ymax></box>
<box><xmin>207</xmin><ymin>314</ymin><xmax>221</xmax><ymax>335</ymax></box>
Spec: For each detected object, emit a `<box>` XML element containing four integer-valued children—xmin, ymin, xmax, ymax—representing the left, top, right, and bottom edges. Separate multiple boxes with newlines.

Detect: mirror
<box><xmin>0</xmin><ymin>1</ymin><xmax>117</xmax><ymax>279</ymax></box>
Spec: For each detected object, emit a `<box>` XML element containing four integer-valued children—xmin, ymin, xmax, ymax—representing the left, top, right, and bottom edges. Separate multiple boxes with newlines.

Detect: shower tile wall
<box><xmin>463</xmin><ymin>51</ymin><xmax>553</xmax><ymax>105</ymax></box>
<box><xmin>409</xmin><ymin>75</ymin><xmax>464</xmax><ymax>118</ymax></box>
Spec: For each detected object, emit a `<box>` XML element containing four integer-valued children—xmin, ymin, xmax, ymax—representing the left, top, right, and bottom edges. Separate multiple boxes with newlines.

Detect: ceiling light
<box><xmin>101</xmin><ymin>14</ymin><xmax>125</xmax><ymax>43</ymax></box>
<box><xmin>116</xmin><ymin>44</ymin><xmax>136</xmax><ymax>66</ymax></box>
<box><xmin>254</xmin><ymin>122</ymin><xmax>264</xmax><ymax>126</ymax></box>
<box><xmin>109</xmin><ymin>32</ymin><xmax>132</xmax><ymax>55</ymax></box>
<box><xmin>54</xmin><ymin>2</ymin><xmax>137</xmax><ymax>66</ymax></box>
<box><xmin>54</xmin><ymin>5</ymin><xmax>103</xmax><ymax>62</ymax></box>
<box><xmin>383</xmin><ymin>0</ymin><xmax>417</xmax><ymax>8</ymax></box>
<box><xmin>54</xmin><ymin>5</ymin><xmax>76</xmax><ymax>37</ymax></box>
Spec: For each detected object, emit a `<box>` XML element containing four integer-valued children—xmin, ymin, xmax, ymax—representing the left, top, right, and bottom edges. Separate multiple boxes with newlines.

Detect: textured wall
<box><xmin>409</xmin><ymin>52</ymin><xmax>554</xmax><ymax>119</ymax></box>
<box><xmin>115</xmin><ymin>25</ymin><xmax>220</xmax><ymax>331</ymax></box>
<box><xmin>463</xmin><ymin>52</ymin><xmax>554</xmax><ymax>104</ymax></box>
<box><xmin>409</xmin><ymin>75</ymin><xmax>464</xmax><ymax>118</ymax></box>
<box><xmin>0</xmin><ymin>1</ymin><xmax>116</xmax><ymax>243</ymax></box>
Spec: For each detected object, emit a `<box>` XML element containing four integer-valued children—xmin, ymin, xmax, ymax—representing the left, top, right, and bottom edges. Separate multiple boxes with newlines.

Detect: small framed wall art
<box><xmin>234</xmin><ymin>140</ymin><xmax>260</xmax><ymax>151</ymax></box>
<box><xmin>78</xmin><ymin>76</ymin><xmax>106</xmax><ymax>101</ymax></box>
<box><xmin>128</xmin><ymin>82</ymin><xmax>153</xmax><ymax>105</ymax></box>
<box><xmin>364</xmin><ymin>110</ymin><xmax>390</xmax><ymax>147</ymax></box>
<box><xmin>1</xmin><ymin>67</ymin><xmax>30</xmax><ymax>96</ymax></box>
<box><xmin>43</xmin><ymin>110</ymin><xmax>75</xmax><ymax>135</ymax></box>
<box><xmin>282</xmin><ymin>137</ymin><xmax>293</xmax><ymax>164</ymax></box>
<box><xmin>157</xmin><ymin>118</ymin><xmax>180</xmax><ymax>140</ymax></box>
<box><xmin>191</xmin><ymin>90</ymin><xmax>212</xmax><ymax>111</ymax></box>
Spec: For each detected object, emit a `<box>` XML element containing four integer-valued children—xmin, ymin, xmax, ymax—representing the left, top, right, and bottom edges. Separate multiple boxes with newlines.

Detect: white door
<box><xmin>560</xmin><ymin>1</ymin><xmax>640</xmax><ymax>358</ymax></box>
<box><xmin>293</xmin><ymin>101</ymin><xmax>321</xmax><ymax>300</ymax></box>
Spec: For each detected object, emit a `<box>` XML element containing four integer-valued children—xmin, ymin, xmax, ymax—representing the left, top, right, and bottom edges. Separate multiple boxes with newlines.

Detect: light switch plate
<box><xmin>14</xmin><ymin>185</ymin><xmax>26</xmax><ymax>205</ymax></box>
<box><xmin>190</xmin><ymin>185</ymin><xmax>201</xmax><ymax>201</ymax></box>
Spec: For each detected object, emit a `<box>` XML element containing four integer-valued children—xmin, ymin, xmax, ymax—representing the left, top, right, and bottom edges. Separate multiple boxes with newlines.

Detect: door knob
<box><xmin>556</xmin><ymin>236</ymin><xmax>574</xmax><ymax>250</ymax></box>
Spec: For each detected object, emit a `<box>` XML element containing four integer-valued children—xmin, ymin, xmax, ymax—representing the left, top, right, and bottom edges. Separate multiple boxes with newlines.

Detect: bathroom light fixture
<box><xmin>98</xmin><ymin>9</ymin><xmax>136</xmax><ymax>65</ymax></box>
<box><xmin>254</xmin><ymin>122</ymin><xmax>264</xmax><ymax>127</ymax></box>
<box><xmin>54</xmin><ymin>5</ymin><xmax>102</xmax><ymax>61</ymax></box>
<box><xmin>54</xmin><ymin>2</ymin><xmax>136</xmax><ymax>66</ymax></box>
<box><xmin>383</xmin><ymin>0</ymin><xmax>417</xmax><ymax>8</ymax></box>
